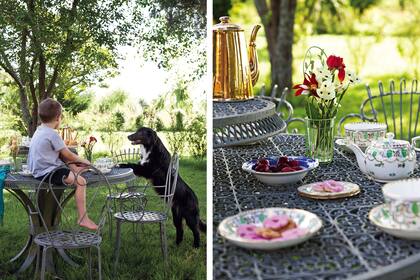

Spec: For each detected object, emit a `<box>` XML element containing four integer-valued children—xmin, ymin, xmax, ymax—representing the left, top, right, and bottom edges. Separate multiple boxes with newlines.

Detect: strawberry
<box><xmin>289</xmin><ymin>160</ymin><xmax>299</xmax><ymax>167</ymax></box>
<box><xmin>281</xmin><ymin>167</ymin><xmax>296</xmax><ymax>172</ymax></box>
<box><xmin>277</xmin><ymin>156</ymin><xmax>288</xmax><ymax>165</ymax></box>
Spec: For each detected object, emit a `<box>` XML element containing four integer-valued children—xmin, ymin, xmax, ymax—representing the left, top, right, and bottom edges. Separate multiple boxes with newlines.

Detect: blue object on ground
<box><xmin>0</xmin><ymin>165</ymin><xmax>10</xmax><ymax>226</ymax></box>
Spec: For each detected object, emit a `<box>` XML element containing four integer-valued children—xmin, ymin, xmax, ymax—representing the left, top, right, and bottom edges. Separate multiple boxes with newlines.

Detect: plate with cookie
<box><xmin>298</xmin><ymin>180</ymin><xmax>360</xmax><ymax>200</ymax></box>
<box><xmin>218</xmin><ymin>207</ymin><xmax>322</xmax><ymax>250</ymax></box>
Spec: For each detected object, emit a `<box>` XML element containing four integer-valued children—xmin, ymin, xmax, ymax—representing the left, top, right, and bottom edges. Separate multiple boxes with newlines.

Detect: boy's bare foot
<box><xmin>78</xmin><ymin>217</ymin><xmax>98</xmax><ymax>230</ymax></box>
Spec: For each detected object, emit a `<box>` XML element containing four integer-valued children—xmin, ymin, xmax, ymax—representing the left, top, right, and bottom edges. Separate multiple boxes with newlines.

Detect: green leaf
<box><xmin>412</xmin><ymin>203</ymin><xmax>419</xmax><ymax>216</ymax></box>
<box><xmin>239</xmin><ymin>216</ymin><xmax>246</xmax><ymax>224</ymax></box>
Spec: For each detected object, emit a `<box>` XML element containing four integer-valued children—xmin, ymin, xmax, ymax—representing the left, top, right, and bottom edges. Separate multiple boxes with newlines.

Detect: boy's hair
<box><xmin>38</xmin><ymin>98</ymin><xmax>62</xmax><ymax>123</ymax></box>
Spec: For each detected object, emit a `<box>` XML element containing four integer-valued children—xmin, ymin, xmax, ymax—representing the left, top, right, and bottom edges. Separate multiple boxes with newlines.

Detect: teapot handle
<box><xmin>412</xmin><ymin>136</ymin><xmax>420</xmax><ymax>152</ymax></box>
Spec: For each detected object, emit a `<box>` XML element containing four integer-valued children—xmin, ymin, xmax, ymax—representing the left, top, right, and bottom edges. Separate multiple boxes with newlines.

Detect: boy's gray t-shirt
<box><xmin>28</xmin><ymin>124</ymin><xmax>66</xmax><ymax>178</ymax></box>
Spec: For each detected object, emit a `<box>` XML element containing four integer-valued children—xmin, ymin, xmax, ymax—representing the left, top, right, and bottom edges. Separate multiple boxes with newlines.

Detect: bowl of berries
<box><xmin>242</xmin><ymin>156</ymin><xmax>319</xmax><ymax>186</ymax></box>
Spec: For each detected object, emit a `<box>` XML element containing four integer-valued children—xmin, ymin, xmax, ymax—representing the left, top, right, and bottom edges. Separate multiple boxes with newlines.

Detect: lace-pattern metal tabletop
<box><xmin>213</xmin><ymin>99</ymin><xmax>286</xmax><ymax>148</ymax></box>
<box><xmin>213</xmin><ymin>134</ymin><xmax>420</xmax><ymax>280</ymax></box>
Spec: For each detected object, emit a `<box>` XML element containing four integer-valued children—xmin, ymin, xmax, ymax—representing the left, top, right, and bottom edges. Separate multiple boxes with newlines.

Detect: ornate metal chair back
<box><xmin>33</xmin><ymin>162</ymin><xmax>113</xmax><ymax>247</ymax></box>
<box><xmin>152</xmin><ymin>153</ymin><xmax>180</xmax><ymax>216</ymax></box>
<box><xmin>259</xmin><ymin>85</ymin><xmax>305</xmax><ymax>133</ymax></box>
<box><xmin>338</xmin><ymin>79</ymin><xmax>419</xmax><ymax>140</ymax></box>
<box><xmin>112</xmin><ymin>148</ymin><xmax>141</xmax><ymax>163</ymax></box>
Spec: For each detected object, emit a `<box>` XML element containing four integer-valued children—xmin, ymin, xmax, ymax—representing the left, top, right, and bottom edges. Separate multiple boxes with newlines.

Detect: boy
<box><xmin>28</xmin><ymin>98</ymin><xmax>98</xmax><ymax>230</ymax></box>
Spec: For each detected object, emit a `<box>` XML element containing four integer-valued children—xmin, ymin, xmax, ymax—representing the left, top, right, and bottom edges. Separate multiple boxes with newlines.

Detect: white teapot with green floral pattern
<box><xmin>347</xmin><ymin>132</ymin><xmax>420</xmax><ymax>182</ymax></box>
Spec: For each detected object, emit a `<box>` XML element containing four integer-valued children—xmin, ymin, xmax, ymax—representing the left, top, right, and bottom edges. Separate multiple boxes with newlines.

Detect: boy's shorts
<box><xmin>35</xmin><ymin>168</ymin><xmax>71</xmax><ymax>186</ymax></box>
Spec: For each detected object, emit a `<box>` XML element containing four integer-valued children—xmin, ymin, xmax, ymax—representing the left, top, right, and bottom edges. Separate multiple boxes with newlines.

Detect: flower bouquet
<box><xmin>9</xmin><ymin>136</ymin><xmax>20</xmax><ymax>171</ymax></box>
<box><xmin>293</xmin><ymin>46</ymin><xmax>360</xmax><ymax>162</ymax></box>
<box><xmin>81</xmin><ymin>136</ymin><xmax>97</xmax><ymax>162</ymax></box>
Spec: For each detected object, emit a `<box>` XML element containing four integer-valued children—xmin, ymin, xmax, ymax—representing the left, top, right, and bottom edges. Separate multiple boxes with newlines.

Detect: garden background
<box><xmin>215</xmin><ymin>0</ymin><xmax>419</xmax><ymax>132</ymax></box>
<box><xmin>0</xmin><ymin>1</ymin><xmax>206</xmax><ymax>279</ymax></box>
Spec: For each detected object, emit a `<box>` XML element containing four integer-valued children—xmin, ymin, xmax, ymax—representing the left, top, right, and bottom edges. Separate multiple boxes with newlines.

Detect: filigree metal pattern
<box><xmin>213</xmin><ymin>99</ymin><xmax>287</xmax><ymax>148</ymax></box>
<box><xmin>213</xmin><ymin>134</ymin><xmax>420</xmax><ymax>279</ymax></box>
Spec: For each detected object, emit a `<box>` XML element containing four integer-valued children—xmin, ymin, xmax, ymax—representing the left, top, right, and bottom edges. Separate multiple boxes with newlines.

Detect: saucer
<box><xmin>96</xmin><ymin>168</ymin><xmax>112</xmax><ymax>175</ymax></box>
<box><xmin>18</xmin><ymin>171</ymin><xmax>33</xmax><ymax>177</ymax></box>
<box><xmin>298</xmin><ymin>181</ymin><xmax>360</xmax><ymax>200</ymax></box>
<box><xmin>218</xmin><ymin>207</ymin><xmax>322</xmax><ymax>250</ymax></box>
<box><xmin>369</xmin><ymin>204</ymin><xmax>420</xmax><ymax>240</ymax></box>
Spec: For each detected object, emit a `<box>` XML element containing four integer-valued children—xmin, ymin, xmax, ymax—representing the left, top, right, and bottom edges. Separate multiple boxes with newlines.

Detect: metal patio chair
<box><xmin>32</xmin><ymin>163</ymin><xmax>112</xmax><ymax>280</ymax></box>
<box><xmin>259</xmin><ymin>84</ymin><xmax>305</xmax><ymax>133</ymax></box>
<box><xmin>113</xmin><ymin>153</ymin><xmax>179</xmax><ymax>273</ymax></box>
<box><xmin>108</xmin><ymin>148</ymin><xmax>146</xmax><ymax>239</ymax></box>
<box><xmin>338</xmin><ymin>79</ymin><xmax>419</xmax><ymax>140</ymax></box>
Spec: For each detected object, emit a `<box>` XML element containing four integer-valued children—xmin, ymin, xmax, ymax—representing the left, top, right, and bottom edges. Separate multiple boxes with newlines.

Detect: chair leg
<box><xmin>108</xmin><ymin>209</ymin><xmax>113</xmax><ymax>241</ymax></box>
<box><xmin>97</xmin><ymin>246</ymin><xmax>102</xmax><ymax>280</ymax></box>
<box><xmin>34</xmin><ymin>245</ymin><xmax>40</xmax><ymax>280</ymax></box>
<box><xmin>113</xmin><ymin>220</ymin><xmax>122</xmax><ymax>276</ymax></box>
<box><xmin>88</xmin><ymin>247</ymin><xmax>92</xmax><ymax>280</ymax></box>
<box><xmin>159</xmin><ymin>222</ymin><xmax>168</xmax><ymax>267</ymax></box>
<box><xmin>40</xmin><ymin>247</ymin><xmax>49</xmax><ymax>280</ymax></box>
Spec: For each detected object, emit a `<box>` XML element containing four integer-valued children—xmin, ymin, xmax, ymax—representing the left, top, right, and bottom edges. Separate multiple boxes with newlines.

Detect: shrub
<box><xmin>155</xmin><ymin>118</ymin><xmax>165</xmax><ymax>131</ymax></box>
<box><xmin>166</xmin><ymin>131</ymin><xmax>187</xmax><ymax>155</ymax></box>
<box><xmin>186</xmin><ymin>116</ymin><xmax>206</xmax><ymax>159</ymax></box>
<box><xmin>134</xmin><ymin>115</ymin><xmax>144</xmax><ymax>129</ymax></box>
<box><xmin>112</xmin><ymin>111</ymin><xmax>125</xmax><ymax>131</ymax></box>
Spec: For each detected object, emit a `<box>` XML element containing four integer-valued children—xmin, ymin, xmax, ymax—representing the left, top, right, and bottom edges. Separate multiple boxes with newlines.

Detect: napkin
<box><xmin>0</xmin><ymin>165</ymin><xmax>10</xmax><ymax>226</ymax></box>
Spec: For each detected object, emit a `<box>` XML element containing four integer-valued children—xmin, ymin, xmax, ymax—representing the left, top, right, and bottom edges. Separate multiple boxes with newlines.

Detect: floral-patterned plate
<box><xmin>218</xmin><ymin>208</ymin><xmax>322</xmax><ymax>250</ymax></box>
<box><xmin>369</xmin><ymin>204</ymin><xmax>420</xmax><ymax>240</ymax></box>
<box><xmin>298</xmin><ymin>181</ymin><xmax>360</xmax><ymax>200</ymax></box>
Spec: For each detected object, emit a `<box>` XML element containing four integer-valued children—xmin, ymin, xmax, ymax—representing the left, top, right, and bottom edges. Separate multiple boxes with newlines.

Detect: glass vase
<box><xmin>305</xmin><ymin>117</ymin><xmax>336</xmax><ymax>163</ymax></box>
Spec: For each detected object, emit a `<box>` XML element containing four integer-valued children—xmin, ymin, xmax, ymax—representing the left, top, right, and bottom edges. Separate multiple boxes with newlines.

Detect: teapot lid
<box><xmin>213</xmin><ymin>16</ymin><xmax>243</xmax><ymax>32</ymax></box>
<box><xmin>372</xmin><ymin>132</ymin><xmax>411</xmax><ymax>150</ymax></box>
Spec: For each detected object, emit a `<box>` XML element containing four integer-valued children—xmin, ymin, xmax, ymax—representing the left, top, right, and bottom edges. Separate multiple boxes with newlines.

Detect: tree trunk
<box><xmin>272</xmin><ymin>0</ymin><xmax>296</xmax><ymax>91</ymax></box>
<box><xmin>254</xmin><ymin>0</ymin><xmax>297</xmax><ymax>92</ymax></box>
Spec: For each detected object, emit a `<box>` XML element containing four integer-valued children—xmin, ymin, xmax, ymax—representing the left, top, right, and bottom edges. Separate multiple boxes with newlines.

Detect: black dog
<box><xmin>118</xmin><ymin>127</ymin><xmax>206</xmax><ymax>248</ymax></box>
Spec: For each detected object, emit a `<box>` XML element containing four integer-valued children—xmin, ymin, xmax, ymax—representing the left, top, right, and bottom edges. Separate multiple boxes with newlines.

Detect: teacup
<box><xmin>22</xmin><ymin>164</ymin><xmax>29</xmax><ymax>172</ymax></box>
<box><xmin>382</xmin><ymin>179</ymin><xmax>420</xmax><ymax>229</ymax></box>
<box><xmin>344</xmin><ymin>122</ymin><xmax>387</xmax><ymax>148</ymax></box>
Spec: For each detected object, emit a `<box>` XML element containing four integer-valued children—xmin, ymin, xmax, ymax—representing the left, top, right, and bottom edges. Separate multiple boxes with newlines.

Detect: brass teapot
<box><xmin>213</xmin><ymin>16</ymin><xmax>261</xmax><ymax>101</ymax></box>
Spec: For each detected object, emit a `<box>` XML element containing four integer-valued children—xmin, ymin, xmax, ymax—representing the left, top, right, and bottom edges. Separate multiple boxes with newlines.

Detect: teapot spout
<box><xmin>248</xmin><ymin>25</ymin><xmax>261</xmax><ymax>86</ymax></box>
<box><xmin>346</xmin><ymin>142</ymin><xmax>368</xmax><ymax>174</ymax></box>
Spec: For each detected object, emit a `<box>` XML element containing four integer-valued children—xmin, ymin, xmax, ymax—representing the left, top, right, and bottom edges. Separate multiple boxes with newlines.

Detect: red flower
<box><xmin>293</xmin><ymin>73</ymin><xmax>319</xmax><ymax>97</ymax></box>
<box><xmin>326</xmin><ymin>55</ymin><xmax>346</xmax><ymax>82</ymax></box>
<box><xmin>89</xmin><ymin>136</ymin><xmax>97</xmax><ymax>143</ymax></box>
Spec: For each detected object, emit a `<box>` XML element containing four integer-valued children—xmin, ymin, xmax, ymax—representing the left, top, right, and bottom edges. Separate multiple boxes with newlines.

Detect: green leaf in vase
<box><xmin>239</xmin><ymin>216</ymin><xmax>246</xmax><ymax>224</ymax></box>
<box><xmin>412</xmin><ymin>203</ymin><xmax>419</xmax><ymax>216</ymax></box>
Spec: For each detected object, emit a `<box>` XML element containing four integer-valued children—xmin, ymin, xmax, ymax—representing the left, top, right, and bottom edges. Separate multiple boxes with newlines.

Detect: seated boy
<box><xmin>28</xmin><ymin>98</ymin><xmax>98</xmax><ymax>230</ymax></box>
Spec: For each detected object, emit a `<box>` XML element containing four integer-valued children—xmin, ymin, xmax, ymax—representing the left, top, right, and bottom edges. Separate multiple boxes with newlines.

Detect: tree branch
<box><xmin>46</xmin><ymin>0</ymin><xmax>80</xmax><ymax>96</ymax></box>
<box><xmin>0</xmin><ymin>53</ymin><xmax>24</xmax><ymax>88</ymax></box>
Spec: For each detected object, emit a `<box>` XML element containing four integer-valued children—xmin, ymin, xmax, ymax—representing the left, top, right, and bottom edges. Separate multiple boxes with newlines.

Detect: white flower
<box><xmin>316</xmin><ymin>81</ymin><xmax>336</xmax><ymax>100</ymax></box>
<box><xmin>314</xmin><ymin>67</ymin><xmax>332</xmax><ymax>84</ymax></box>
<box><xmin>346</xmin><ymin>71</ymin><xmax>361</xmax><ymax>84</ymax></box>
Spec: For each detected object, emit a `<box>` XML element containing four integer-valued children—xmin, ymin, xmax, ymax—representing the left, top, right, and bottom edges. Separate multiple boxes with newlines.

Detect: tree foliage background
<box><xmin>0</xmin><ymin>0</ymin><xmax>206</xmax><ymax>136</ymax></box>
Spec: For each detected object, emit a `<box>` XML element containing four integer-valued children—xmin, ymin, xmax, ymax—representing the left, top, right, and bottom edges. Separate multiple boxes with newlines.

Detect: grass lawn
<box><xmin>0</xmin><ymin>156</ymin><xmax>206</xmax><ymax>280</ymax></box>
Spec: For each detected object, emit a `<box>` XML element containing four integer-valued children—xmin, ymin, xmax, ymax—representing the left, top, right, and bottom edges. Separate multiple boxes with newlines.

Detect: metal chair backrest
<box><xmin>259</xmin><ymin>84</ymin><xmax>305</xmax><ymax>133</ymax></box>
<box><xmin>33</xmin><ymin>162</ymin><xmax>113</xmax><ymax>247</ymax></box>
<box><xmin>112</xmin><ymin>148</ymin><xmax>141</xmax><ymax>163</ymax></box>
<box><xmin>162</xmin><ymin>153</ymin><xmax>179</xmax><ymax>215</ymax></box>
<box><xmin>338</xmin><ymin>79</ymin><xmax>419</xmax><ymax>140</ymax></box>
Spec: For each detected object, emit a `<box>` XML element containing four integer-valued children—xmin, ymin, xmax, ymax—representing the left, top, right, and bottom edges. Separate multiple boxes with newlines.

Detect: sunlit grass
<box><xmin>0</xmin><ymin>157</ymin><xmax>206</xmax><ymax>280</ymax></box>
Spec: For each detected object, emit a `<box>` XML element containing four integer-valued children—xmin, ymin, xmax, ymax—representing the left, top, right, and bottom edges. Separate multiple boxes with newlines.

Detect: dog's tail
<box><xmin>199</xmin><ymin>220</ymin><xmax>207</xmax><ymax>233</ymax></box>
